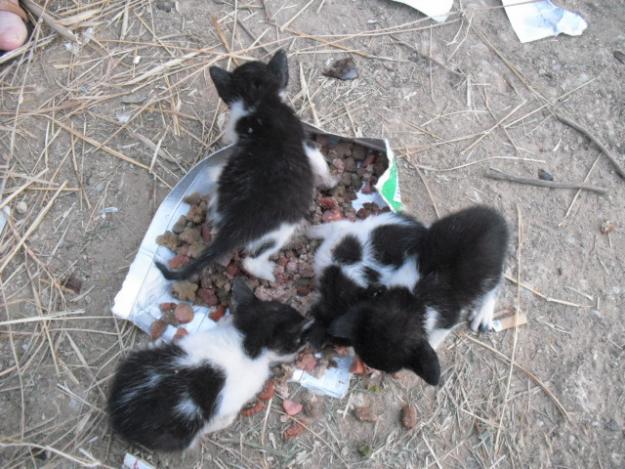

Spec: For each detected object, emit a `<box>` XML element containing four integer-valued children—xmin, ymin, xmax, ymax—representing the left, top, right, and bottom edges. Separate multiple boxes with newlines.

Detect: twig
<box><xmin>21</xmin><ymin>0</ymin><xmax>78</xmax><ymax>42</ymax></box>
<box><xmin>504</xmin><ymin>273</ymin><xmax>592</xmax><ymax>308</ymax></box>
<box><xmin>560</xmin><ymin>155</ymin><xmax>602</xmax><ymax>224</ymax></box>
<box><xmin>486</xmin><ymin>168</ymin><xmax>607</xmax><ymax>195</ymax></box>
<box><xmin>280</xmin><ymin>0</ymin><xmax>316</xmax><ymax>31</ymax></box>
<box><xmin>415</xmin><ymin>166</ymin><xmax>440</xmax><ymax>218</ymax></box>
<box><xmin>463</xmin><ymin>334</ymin><xmax>569</xmax><ymax>419</ymax></box>
<box><xmin>0</xmin><ymin>181</ymin><xmax>67</xmax><ymax>274</ymax></box>
<box><xmin>211</xmin><ymin>16</ymin><xmax>240</xmax><ymax>66</ymax></box>
<box><xmin>554</xmin><ymin>112</ymin><xmax>625</xmax><ymax>180</ymax></box>
<box><xmin>495</xmin><ymin>205</ymin><xmax>522</xmax><ymax>453</ymax></box>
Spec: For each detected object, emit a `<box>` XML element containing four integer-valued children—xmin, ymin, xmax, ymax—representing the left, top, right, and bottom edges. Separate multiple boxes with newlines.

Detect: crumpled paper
<box><xmin>503</xmin><ymin>0</ymin><xmax>588</xmax><ymax>43</ymax></box>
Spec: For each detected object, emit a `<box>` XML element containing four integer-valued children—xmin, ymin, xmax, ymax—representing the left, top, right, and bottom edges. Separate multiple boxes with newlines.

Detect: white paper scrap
<box><xmin>391</xmin><ymin>0</ymin><xmax>454</xmax><ymax>23</ymax></box>
<box><xmin>502</xmin><ymin>0</ymin><xmax>587</xmax><ymax>43</ymax></box>
<box><xmin>290</xmin><ymin>355</ymin><xmax>352</xmax><ymax>399</ymax></box>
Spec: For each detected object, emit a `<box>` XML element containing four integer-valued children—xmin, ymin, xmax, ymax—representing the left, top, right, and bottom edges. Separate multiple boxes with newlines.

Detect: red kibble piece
<box><xmin>209</xmin><ymin>305</ymin><xmax>226</xmax><ymax>321</ymax></box>
<box><xmin>319</xmin><ymin>197</ymin><xmax>337</xmax><ymax>210</ymax></box>
<box><xmin>296</xmin><ymin>284</ymin><xmax>313</xmax><ymax>297</ymax></box>
<box><xmin>283</xmin><ymin>422</ymin><xmax>306</xmax><ymax>440</ymax></box>
<box><xmin>174</xmin><ymin>303</ymin><xmax>194</xmax><ymax>324</ymax></box>
<box><xmin>200</xmin><ymin>224</ymin><xmax>212</xmax><ymax>242</ymax></box>
<box><xmin>282</xmin><ymin>399</ymin><xmax>303</xmax><ymax>416</ymax></box>
<box><xmin>225</xmin><ymin>262</ymin><xmax>240</xmax><ymax>279</ymax></box>
<box><xmin>350</xmin><ymin>356</ymin><xmax>366</xmax><ymax>375</ymax></box>
<box><xmin>240</xmin><ymin>400</ymin><xmax>266</xmax><ymax>417</ymax></box>
<box><xmin>150</xmin><ymin>319</ymin><xmax>167</xmax><ymax>340</ymax></box>
<box><xmin>169</xmin><ymin>254</ymin><xmax>190</xmax><ymax>269</ymax></box>
<box><xmin>363</xmin><ymin>153</ymin><xmax>377</xmax><ymax>167</ymax></box>
<box><xmin>173</xmin><ymin>328</ymin><xmax>189</xmax><ymax>341</ymax></box>
<box><xmin>159</xmin><ymin>303</ymin><xmax>176</xmax><ymax>313</ymax></box>
<box><xmin>322</xmin><ymin>209</ymin><xmax>343</xmax><ymax>223</ymax></box>
<box><xmin>258</xmin><ymin>380</ymin><xmax>275</xmax><ymax>401</ymax></box>
<box><xmin>197</xmin><ymin>288</ymin><xmax>219</xmax><ymax>306</ymax></box>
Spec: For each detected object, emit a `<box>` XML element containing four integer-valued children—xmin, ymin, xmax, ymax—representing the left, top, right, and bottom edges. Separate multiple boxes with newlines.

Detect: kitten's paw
<box><xmin>468</xmin><ymin>305</ymin><xmax>494</xmax><ymax>333</ymax></box>
<box><xmin>243</xmin><ymin>257</ymin><xmax>276</xmax><ymax>283</ymax></box>
<box><xmin>318</xmin><ymin>174</ymin><xmax>339</xmax><ymax>190</ymax></box>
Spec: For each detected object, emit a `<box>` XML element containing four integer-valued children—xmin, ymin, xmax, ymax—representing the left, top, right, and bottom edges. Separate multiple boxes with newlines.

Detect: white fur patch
<box><xmin>175</xmin><ymin>396</ymin><xmax>202</xmax><ymax>418</ymax></box>
<box><xmin>177</xmin><ymin>323</ymin><xmax>288</xmax><ymax>435</ymax></box>
<box><xmin>310</xmin><ymin>212</ymin><xmax>420</xmax><ymax>288</ymax></box>
<box><xmin>469</xmin><ymin>286</ymin><xmax>499</xmax><ymax>332</ymax></box>
<box><xmin>424</xmin><ymin>307</ymin><xmax>452</xmax><ymax>349</ymax></box>
<box><xmin>244</xmin><ymin>222</ymin><xmax>299</xmax><ymax>282</ymax></box>
<box><xmin>222</xmin><ymin>100</ymin><xmax>250</xmax><ymax>145</ymax></box>
<box><xmin>304</xmin><ymin>143</ymin><xmax>338</xmax><ymax>189</ymax></box>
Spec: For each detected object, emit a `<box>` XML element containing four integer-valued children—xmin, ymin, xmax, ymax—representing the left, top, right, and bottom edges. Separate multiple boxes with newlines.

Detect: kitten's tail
<box><xmin>155</xmin><ymin>230</ymin><xmax>241</xmax><ymax>280</ymax></box>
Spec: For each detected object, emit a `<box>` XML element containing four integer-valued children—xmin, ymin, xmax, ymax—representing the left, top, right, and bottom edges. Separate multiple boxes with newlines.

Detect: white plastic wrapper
<box><xmin>391</xmin><ymin>0</ymin><xmax>454</xmax><ymax>23</ymax></box>
<box><xmin>503</xmin><ymin>0</ymin><xmax>588</xmax><ymax>43</ymax></box>
<box><xmin>112</xmin><ymin>124</ymin><xmax>400</xmax><ymax>397</ymax></box>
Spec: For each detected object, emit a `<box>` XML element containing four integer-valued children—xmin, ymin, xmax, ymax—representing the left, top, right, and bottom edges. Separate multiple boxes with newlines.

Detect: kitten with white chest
<box><xmin>306</xmin><ymin>206</ymin><xmax>509</xmax><ymax>385</ymax></box>
<box><xmin>155</xmin><ymin>50</ymin><xmax>335</xmax><ymax>283</ymax></box>
<box><xmin>107</xmin><ymin>278</ymin><xmax>307</xmax><ymax>452</ymax></box>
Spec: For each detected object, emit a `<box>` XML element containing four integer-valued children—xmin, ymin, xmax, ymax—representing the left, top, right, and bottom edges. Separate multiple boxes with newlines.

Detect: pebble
<box><xmin>16</xmin><ymin>201</ymin><xmax>27</xmax><ymax>215</ymax></box>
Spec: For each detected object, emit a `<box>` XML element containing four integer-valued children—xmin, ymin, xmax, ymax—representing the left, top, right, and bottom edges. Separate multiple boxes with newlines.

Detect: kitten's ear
<box><xmin>268</xmin><ymin>49</ymin><xmax>289</xmax><ymax>89</ymax></box>
<box><xmin>328</xmin><ymin>309</ymin><xmax>359</xmax><ymax>341</ymax></box>
<box><xmin>408</xmin><ymin>340</ymin><xmax>440</xmax><ymax>386</ymax></box>
<box><xmin>209</xmin><ymin>66</ymin><xmax>235</xmax><ymax>103</ymax></box>
<box><xmin>231</xmin><ymin>277</ymin><xmax>256</xmax><ymax>312</ymax></box>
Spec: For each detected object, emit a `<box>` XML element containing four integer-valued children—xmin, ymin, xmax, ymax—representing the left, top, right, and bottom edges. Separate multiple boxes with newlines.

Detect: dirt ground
<box><xmin>1</xmin><ymin>0</ymin><xmax>624</xmax><ymax>467</ymax></box>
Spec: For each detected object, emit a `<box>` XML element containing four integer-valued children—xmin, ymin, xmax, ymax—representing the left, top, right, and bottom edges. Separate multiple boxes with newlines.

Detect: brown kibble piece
<box><xmin>179</xmin><ymin>227</ymin><xmax>201</xmax><ymax>244</ymax></box>
<box><xmin>186</xmin><ymin>204</ymin><xmax>206</xmax><ymax>224</ymax></box>
<box><xmin>174</xmin><ymin>303</ymin><xmax>194</xmax><ymax>324</ymax></box>
<box><xmin>209</xmin><ymin>305</ymin><xmax>226</xmax><ymax>321</ymax></box>
<box><xmin>197</xmin><ymin>288</ymin><xmax>219</xmax><ymax>306</ymax></box>
<box><xmin>172</xmin><ymin>216</ymin><xmax>187</xmax><ymax>234</ymax></box>
<box><xmin>240</xmin><ymin>400</ymin><xmax>266</xmax><ymax>417</ymax></box>
<box><xmin>401</xmin><ymin>404</ymin><xmax>417</xmax><ymax>429</ymax></box>
<box><xmin>172</xmin><ymin>281</ymin><xmax>198</xmax><ymax>302</ymax></box>
<box><xmin>354</xmin><ymin>405</ymin><xmax>377</xmax><ymax>423</ymax></box>
<box><xmin>258</xmin><ymin>380</ymin><xmax>275</xmax><ymax>401</ymax></box>
<box><xmin>169</xmin><ymin>254</ymin><xmax>190</xmax><ymax>269</ymax></box>
<box><xmin>356</xmin><ymin>208</ymin><xmax>369</xmax><ymax>219</ymax></box>
<box><xmin>173</xmin><ymin>328</ymin><xmax>189</xmax><ymax>341</ymax></box>
<box><xmin>156</xmin><ymin>231</ymin><xmax>179</xmax><ymax>251</ymax></box>
<box><xmin>283</xmin><ymin>421</ymin><xmax>306</xmax><ymax>440</ymax></box>
<box><xmin>150</xmin><ymin>319</ymin><xmax>167</xmax><ymax>340</ymax></box>
<box><xmin>183</xmin><ymin>192</ymin><xmax>204</xmax><ymax>205</ymax></box>
<box><xmin>187</xmin><ymin>242</ymin><xmax>206</xmax><ymax>259</ymax></box>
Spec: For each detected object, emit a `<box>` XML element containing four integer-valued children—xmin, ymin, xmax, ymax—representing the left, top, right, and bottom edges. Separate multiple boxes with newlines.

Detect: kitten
<box><xmin>155</xmin><ymin>50</ymin><xmax>335</xmax><ymax>282</ymax></box>
<box><xmin>307</xmin><ymin>206</ymin><xmax>508</xmax><ymax>385</ymax></box>
<box><xmin>107</xmin><ymin>278</ymin><xmax>307</xmax><ymax>452</ymax></box>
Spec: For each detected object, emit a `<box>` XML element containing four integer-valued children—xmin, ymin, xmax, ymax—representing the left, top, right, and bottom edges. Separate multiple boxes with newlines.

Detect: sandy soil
<box><xmin>0</xmin><ymin>0</ymin><xmax>623</xmax><ymax>467</ymax></box>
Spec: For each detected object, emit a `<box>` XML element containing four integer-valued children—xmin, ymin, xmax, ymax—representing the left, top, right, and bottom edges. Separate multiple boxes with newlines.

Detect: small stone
<box><xmin>600</xmin><ymin>221</ymin><xmax>616</xmax><ymax>235</ymax></box>
<box><xmin>401</xmin><ymin>404</ymin><xmax>417</xmax><ymax>429</ymax></box>
<box><xmin>323</xmin><ymin>57</ymin><xmax>359</xmax><ymax>81</ymax></box>
<box><xmin>538</xmin><ymin>169</ymin><xmax>554</xmax><ymax>181</ymax></box>
<box><xmin>605</xmin><ymin>418</ymin><xmax>620</xmax><ymax>432</ymax></box>
<box><xmin>156</xmin><ymin>0</ymin><xmax>174</xmax><ymax>12</ymax></box>
<box><xmin>16</xmin><ymin>201</ymin><xmax>27</xmax><ymax>215</ymax></box>
<box><xmin>357</xmin><ymin>444</ymin><xmax>373</xmax><ymax>459</ymax></box>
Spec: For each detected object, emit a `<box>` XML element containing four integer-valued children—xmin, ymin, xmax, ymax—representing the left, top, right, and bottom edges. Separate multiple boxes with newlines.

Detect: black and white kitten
<box><xmin>155</xmin><ymin>50</ymin><xmax>335</xmax><ymax>282</ymax></box>
<box><xmin>107</xmin><ymin>278</ymin><xmax>307</xmax><ymax>452</ymax></box>
<box><xmin>306</xmin><ymin>206</ymin><xmax>509</xmax><ymax>385</ymax></box>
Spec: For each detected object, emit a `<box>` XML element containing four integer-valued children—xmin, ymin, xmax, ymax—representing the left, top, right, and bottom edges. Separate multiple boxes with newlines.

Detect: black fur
<box><xmin>231</xmin><ymin>278</ymin><xmax>306</xmax><ymax>358</ymax></box>
<box><xmin>309</xmin><ymin>205</ymin><xmax>508</xmax><ymax>385</ymax></box>
<box><xmin>107</xmin><ymin>344</ymin><xmax>225</xmax><ymax>452</ymax></box>
<box><xmin>332</xmin><ymin>235</ymin><xmax>362</xmax><ymax>265</ymax></box>
<box><xmin>107</xmin><ymin>277</ymin><xmax>307</xmax><ymax>452</ymax></box>
<box><xmin>156</xmin><ymin>50</ymin><xmax>313</xmax><ymax>280</ymax></box>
